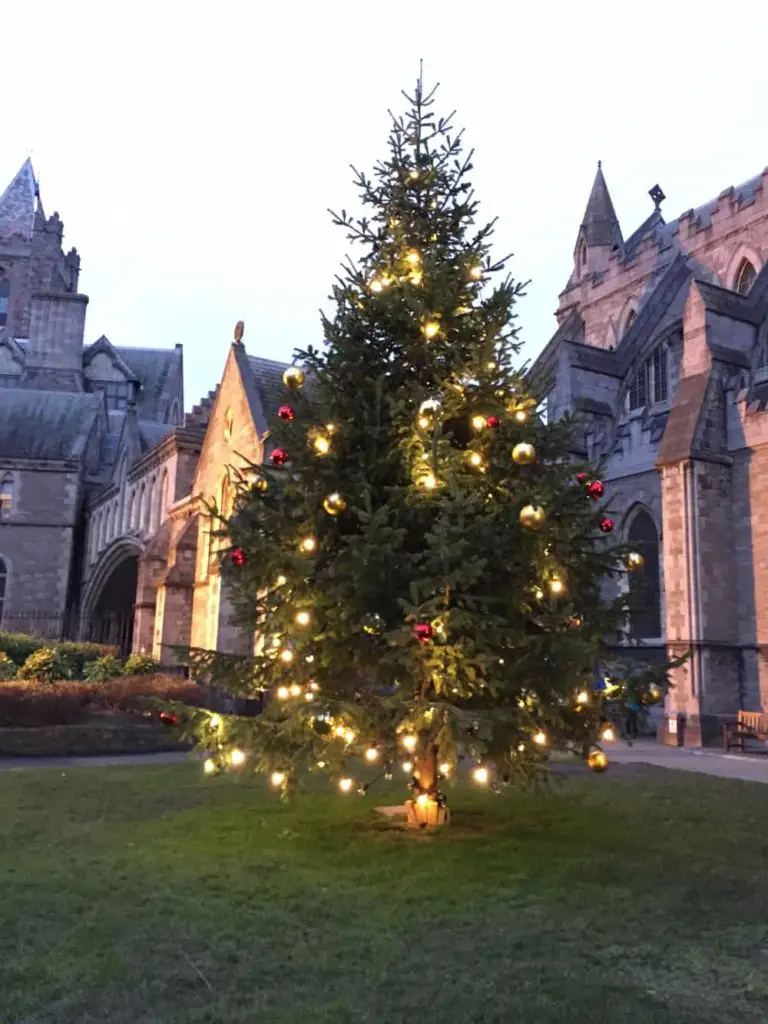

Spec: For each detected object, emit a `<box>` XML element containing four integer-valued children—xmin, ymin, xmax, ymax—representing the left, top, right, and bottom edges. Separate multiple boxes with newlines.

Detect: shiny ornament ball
<box><xmin>588</xmin><ymin>749</ymin><xmax>609</xmax><ymax>773</ymax></box>
<box><xmin>362</xmin><ymin>612</ymin><xmax>384</xmax><ymax>636</ymax></box>
<box><xmin>230</xmin><ymin>547</ymin><xmax>246</xmax><ymax>567</ymax></box>
<box><xmin>486</xmin><ymin>415</ymin><xmax>500</xmax><ymax>429</ymax></box>
<box><xmin>254</xmin><ymin>477</ymin><xmax>269</xmax><ymax>493</ymax></box>
<box><xmin>599</xmin><ymin>516</ymin><xmax>615</xmax><ymax>534</ymax></box>
<box><xmin>322</xmin><ymin>492</ymin><xmax>347</xmax><ymax>516</ymax></box>
<box><xmin>626</xmin><ymin>550</ymin><xmax>645</xmax><ymax>570</ymax></box>
<box><xmin>270</xmin><ymin>448</ymin><xmax>288</xmax><ymax>467</ymax></box>
<box><xmin>512</xmin><ymin>442</ymin><xmax>536</xmax><ymax>466</ymax></box>
<box><xmin>278</xmin><ymin>405</ymin><xmax>295</xmax><ymax>421</ymax></box>
<box><xmin>519</xmin><ymin>504</ymin><xmax>546</xmax><ymax>530</ymax></box>
<box><xmin>282</xmin><ymin>366</ymin><xmax>306</xmax><ymax>390</ymax></box>
<box><xmin>414</xmin><ymin>622</ymin><xmax>434</xmax><ymax>643</ymax></box>
<box><xmin>576</xmin><ymin>472</ymin><xmax>588</xmax><ymax>483</ymax></box>
<box><xmin>587</xmin><ymin>480</ymin><xmax>605</xmax><ymax>500</ymax></box>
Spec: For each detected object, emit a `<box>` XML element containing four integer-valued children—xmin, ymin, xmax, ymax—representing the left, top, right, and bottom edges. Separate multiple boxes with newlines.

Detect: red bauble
<box><xmin>486</xmin><ymin>415</ymin><xmax>500</xmax><ymax>429</ymax></box>
<box><xmin>231</xmin><ymin>547</ymin><xmax>246</xmax><ymax>567</ymax></box>
<box><xmin>278</xmin><ymin>405</ymin><xmax>295</xmax><ymax>422</ymax></box>
<box><xmin>414</xmin><ymin>623</ymin><xmax>434</xmax><ymax>643</ymax></box>
<box><xmin>270</xmin><ymin>448</ymin><xmax>288</xmax><ymax>466</ymax></box>
<box><xmin>576</xmin><ymin>472</ymin><xmax>588</xmax><ymax>483</ymax></box>
<box><xmin>587</xmin><ymin>480</ymin><xmax>605</xmax><ymax>500</ymax></box>
<box><xmin>599</xmin><ymin>516</ymin><xmax>614</xmax><ymax>533</ymax></box>
<box><xmin>159</xmin><ymin>711</ymin><xmax>178</xmax><ymax>726</ymax></box>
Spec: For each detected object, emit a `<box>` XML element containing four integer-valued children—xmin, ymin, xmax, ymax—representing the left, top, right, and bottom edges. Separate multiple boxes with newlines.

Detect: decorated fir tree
<box><xmin>179</xmin><ymin>74</ymin><xmax>666</xmax><ymax>826</ymax></box>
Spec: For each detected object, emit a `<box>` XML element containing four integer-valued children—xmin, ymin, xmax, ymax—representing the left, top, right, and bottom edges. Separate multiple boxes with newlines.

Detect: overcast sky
<box><xmin>3</xmin><ymin>1</ymin><xmax>768</xmax><ymax>408</ymax></box>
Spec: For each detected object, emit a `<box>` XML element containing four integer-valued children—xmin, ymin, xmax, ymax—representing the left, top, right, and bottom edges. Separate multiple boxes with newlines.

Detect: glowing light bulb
<box><xmin>313</xmin><ymin>434</ymin><xmax>331</xmax><ymax>456</ymax></box>
<box><xmin>473</xmin><ymin>765</ymin><xmax>490</xmax><ymax>785</ymax></box>
<box><xmin>334</xmin><ymin>725</ymin><xmax>347</xmax><ymax>738</ymax></box>
<box><xmin>601</xmin><ymin>725</ymin><xmax>616</xmax><ymax>743</ymax></box>
<box><xmin>299</xmin><ymin>535</ymin><xmax>317</xmax><ymax>554</ymax></box>
<box><xmin>401</xmin><ymin>734</ymin><xmax>417</xmax><ymax>752</ymax></box>
<box><xmin>514</xmin><ymin>409</ymin><xmax>529</xmax><ymax>424</ymax></box>
<box><xmin>416</xmin><ymin>793</ymin><xmax>431</xmax><ymax>807</ymax></box>
<box><xmin>576</xmin><ymin>690</ymin><xmax>590</xmax><ymax>706</ymax></box>
<box><xmin>280</xmin><ymin>648</ymin><xmax>294</xmax><ymax>664</ymax></box>
<box><xmin>405</xmin><ymin>250</ymin><xmax>421</xmax><ymax>266</ymax></box>
<box><xmin>295</xmin><ymin>610</ymin><xmax>311</xmax><ymax>627</ymax></box>
<box><xmin>365</xmin><ymin>747</ymin><xmax>379</xmax><ymax>762</ymax></box>
<box><xmin>533</xmin><ymin>731</ymin><xmax>548</xmax><ymax>746</ymax></box>
<box><xmin>289</xmin><ymin>684</ymin><xmax>302</xmax><ymax>698</ymax></box>
<box><xmin>305</xmin><ymin>654</ymin><xmax>315</xmax><ymax>664</ymax></box>
<box><xmin>439</xmin><ymin>762</ymin><xmax>451</xmax><ymax>776</ymax></box>
<box><xmin>410</xmin><ymin>271</ymin><xmax>423</xmax><ymax>286</ymax></box>
<box><xmin>534</xmin><ymin>588</ymin><xmax>544</xmax><ymax>601</ymax></box>
<box><xmin>309</xmin><ymin>680</ymin><xmax>319</xmax><ymax>691</ymax></box>
<box><xmin>276</xmin><ymin>685</ymin><xmax>290</xmax><ymax>700</ymax></box>
<box><xmin>370</xmin><ymin>278</ymin><xmax>383</xmax><ymax>293</ymax></box>
<box><xmin>271</xmin><ymin>771</ymin><xmax>285</xmax><ymax>787</ymax></box>
<box><xmin>304</xmin><ymin>690</ymin><xmax>315</xmax><ymax>701</ymax></box>
<box><xmin>408</xmin><ymin>168</ymin><xmax>420</xmax><ymax>180</ymax></box>
<box><xmin>275</xmin><ymin>574</ymin><xmax>287</xmax><ymax>587</ymax></box>
<box><xmin>209</xmin><ymin>714</ymin><xmax>222</xmax><ymax>730</ymax></box>
<box><xmin>338</xmin><ymin>777</ymin><xmax>354</xmax><ymax>793</ymax></box>
<box><xmin>469</xmin><ymin>265</ymin><xmax>483</xmax><ymax>280</ymax></box>
<box><xmin>486</xmin><ymin>360</ymin><xmax>496</xmax><ymax>370</ymax></box>
<box><xmin>549</xmin><ymin>577</ymin><xmax>565</xmax><ymax>596</ymax></box>
<box><xmin>402</xmin><ymin>761</ymin><xmax>414</xmax><ymax>773</ymax></box>
<box><xmin>230</xmin><ymin>748</ymin><xmax>246</xmax><ymax>766</ymax></box>
<box><xmin>471</xmin><ymin>415</ymin><xmax>487</xmax><ymax>432</ymax></box>
<box><xmin>418</xmin><ymin>471</ymin><xmax>438</xmax><ymax>491</ymax></box>
<box><xmin>203</xmin><ymin>758</ymin><xmax>216</xmax><ymax>775</ymax></box>
<box><xmin>517</xmin><ymin>743</ymin><xmax>526</xmax><ymax>752</ymax></box>
<box><xmin>467</xmin><ymin>451</ymin><xmax>484</xmax><ymax>469</ymax></box>
<box><xmin>344</xmin><ymin>728</ymin><xmax>356</xmax><ymax>744</ymax></box>
<box><xmin>418</xmin><ymin>415</ymin><xmax>431</xmax><ymax>429</ymax></box>
<box><xmin>422</xmin><ymin>321</ymin><xmax>440</xmax><ymax>340</ymax></box>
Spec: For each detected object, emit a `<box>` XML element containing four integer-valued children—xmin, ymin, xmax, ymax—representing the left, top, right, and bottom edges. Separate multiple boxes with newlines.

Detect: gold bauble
<box><xmin>587</xmin><ymin>749</ymin><xmax>608</xmax><ymax>773</ymax></box>
<box><xmin>626</xmin><ymin>551</ymin><xmax>645</xmax><ymax>571</ymax></box>
<box><xmin>519</xmin><ymin>503</ymin><xmax>546</xmax><ymax>530</ymax></box>
<box><xmin>283</xmin><ymin>366</ymin><xmax>305</xmax><ymax>390</ymax></box>
<box><xmin>512</xmin><ymin>442</ymin><xmax>536</xmax><ymax>466</ymax></box>
<box><xmin>323</xmin><ymin>492</ymin><xmax>347</xmax><ymax>516</ymax></box>
<box><xmin>254</xmin><ymin>477</ymin><xmax>269</xmax><ymax>493</ymax></box>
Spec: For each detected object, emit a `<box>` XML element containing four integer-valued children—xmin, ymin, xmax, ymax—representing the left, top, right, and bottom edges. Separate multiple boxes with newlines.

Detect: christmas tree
<box><xmin>179</xmin><ymin>73</ymin><xmax>666</xmax><ymax>826</ymax></box>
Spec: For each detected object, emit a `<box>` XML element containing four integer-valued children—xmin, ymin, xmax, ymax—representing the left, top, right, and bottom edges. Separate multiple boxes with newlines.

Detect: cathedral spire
<box><xmin>0</xmin><ymin>158</ymin><xmax>37</xmax><ymax>240</ymax></box>
<box><xmin>579</xmin><ymin>161</ymin><xmax>622</xmax><ymax>250</ymax></box>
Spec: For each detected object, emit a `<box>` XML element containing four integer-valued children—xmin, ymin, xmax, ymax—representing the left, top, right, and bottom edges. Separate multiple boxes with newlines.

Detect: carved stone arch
<box><xmin>82</xmin><ymin>535</ymin><xmax>144</xmax><ymax>619</ymax></box>
<box><xmin>618</xmin><ymin>297</ymin><xmax>640</xmax><ymax>340</ymax></box>
<box><xmin>725</xmin><ymin>244</ymin><xmax>762</xmax><ymax>294</ymax></box>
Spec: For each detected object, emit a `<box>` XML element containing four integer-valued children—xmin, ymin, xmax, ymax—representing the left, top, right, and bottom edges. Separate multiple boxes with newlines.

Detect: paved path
<box><xmin>1</xmin><ymin>742</ymin><xmax>767</xmax><ymax>783</ymax></box>
<box><xmin>610</xmin><ymin>740</ymin><xmax>768</xmax><ymax>784</ymax></box>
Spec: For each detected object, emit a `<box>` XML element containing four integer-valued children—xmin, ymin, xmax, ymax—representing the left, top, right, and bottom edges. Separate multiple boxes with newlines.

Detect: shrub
<box><xmin>0</xmin><ymin>652</ymin><xmax>17</xmax><ymax>681</ymax></box>
<box><xmin>17</xmin><ymin>647</ymin><xmax>71</xmax><ymax>683</ymax></box>
<box><xmin>83</xmin><ymin>655</ymin><xmax>124</xmax><ymax>682</ymax></box>
<box><xmin>0</xmin><ymin>680</ymin><xmax>93</xmax><ymax>727</ymax></box>
<box><xmin>97</xmin><ymin>674</ymin><xmax>206</xmax><ymax>713</ymax></box>
<box><xmin>123</xmin><ymin>653</ymin><xmax>159</xmax><ymax>676</ymax></box>
<box><xmin>0</xmin><ymin>632</ymin><xmax>115</xmax><ymax>680</ymax></box>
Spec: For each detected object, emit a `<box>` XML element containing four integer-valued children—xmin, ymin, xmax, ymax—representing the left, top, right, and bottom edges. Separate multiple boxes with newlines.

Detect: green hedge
<box><xmin>0</xmin><ymin>632</ymin><xmax>115</xmax><ymax>679</ymax></box>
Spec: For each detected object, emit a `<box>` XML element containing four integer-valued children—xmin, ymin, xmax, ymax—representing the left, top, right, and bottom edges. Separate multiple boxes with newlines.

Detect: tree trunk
<box><xmin>406</xmin><ymin>734</ymin><xmax>449</xmax><ymax>828</ymax></box>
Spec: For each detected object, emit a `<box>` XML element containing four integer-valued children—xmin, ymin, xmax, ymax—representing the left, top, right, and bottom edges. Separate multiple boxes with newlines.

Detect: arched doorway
<box><xmin>89</xmin><ymin>558</ymin><xmax>138</xmax><ymax>656</ymax></box>
<box><xmin>83</xmin><ymin>539</ymin><xmax>143</xmax><ymax>657</ymax></box>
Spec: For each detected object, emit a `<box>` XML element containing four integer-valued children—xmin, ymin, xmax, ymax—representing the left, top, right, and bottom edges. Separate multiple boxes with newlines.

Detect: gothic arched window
<box><xmin>0</xmin><ymin>474</ymin><xmax>14</xmax><ymax>519</ymax></box>
<box><xmin>624</xmin><ymin>309</ymin><xmax>637</xmax><ymax>335</ymax></box>
<box><xmin>0</xmin><ymin>555</ymin><xmax>7</xmax><ymax>626</ymax></box>
<box><xmin>0</xmin><ymin>277</ymin><xmax>10</xmax><ymax>327</ymax></box>
<box><xmin>734</xmin><ymin>258</ymin><xmax>757</xmax><ymax>296</ymax></box>
<box><xmin>626</xmin><ymin>345</ymin><xmax>669</xmax><ymax>411</ymax></box>
<box><xmin>626</xmin><ymin>510</ymin><xmax>662</xmax><ymax>639</ymax></box>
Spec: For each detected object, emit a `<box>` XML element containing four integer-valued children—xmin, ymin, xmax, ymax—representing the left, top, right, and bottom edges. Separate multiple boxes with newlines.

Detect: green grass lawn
<box><xmin>1</xmin><ymin>762</ymin><xmax>767</xmax><ymax>1024</ymax></box>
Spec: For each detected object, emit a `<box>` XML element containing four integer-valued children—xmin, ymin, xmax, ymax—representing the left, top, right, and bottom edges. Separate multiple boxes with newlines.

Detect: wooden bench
<box><xmin>723</xmin><ymin>711</ymin><xmax>768</xmax><ymax>753</ymax></box>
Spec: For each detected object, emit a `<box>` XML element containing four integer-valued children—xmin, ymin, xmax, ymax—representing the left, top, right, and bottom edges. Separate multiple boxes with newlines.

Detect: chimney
<box><xmin>23</xmin><ymin>290</ymin><xmax>89</xmax><ymax>392</ymax></box>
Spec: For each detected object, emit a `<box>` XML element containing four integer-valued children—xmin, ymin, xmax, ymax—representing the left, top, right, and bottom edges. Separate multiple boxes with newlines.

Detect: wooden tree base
<box><xmin>405</xmin><ymin>796</ymin><xmax>450</xmax><ymax>829</ymax></box>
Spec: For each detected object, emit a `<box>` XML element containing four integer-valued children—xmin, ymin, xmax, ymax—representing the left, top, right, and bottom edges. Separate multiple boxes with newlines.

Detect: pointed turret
<box><xmin>0</xmin><ymin>158</ymin><xmax>37</xmax><ymax>240</ymax></box>
<box><xmin>573</xmin><ymin>162</ymin><xmax>623</xmax><ymax>279</ymax></box>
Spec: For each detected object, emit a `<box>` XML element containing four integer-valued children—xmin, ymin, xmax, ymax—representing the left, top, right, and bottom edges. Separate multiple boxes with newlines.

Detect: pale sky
<box><xmin>4</xmin><ymin>1</ymin><xmax>768</xmax><ymax>408</ymax></box>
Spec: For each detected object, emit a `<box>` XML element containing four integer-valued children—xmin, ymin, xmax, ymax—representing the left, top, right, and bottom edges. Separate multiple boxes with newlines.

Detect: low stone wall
<box><xmin>0</xmin><ymin>718</ymin><xmax>193</xmax><ymax>758</ymax></box>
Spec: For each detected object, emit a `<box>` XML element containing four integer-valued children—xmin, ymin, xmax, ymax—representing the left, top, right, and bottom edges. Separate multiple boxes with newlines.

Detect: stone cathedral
<box><xmin>3</xmin><ymin>156</ymin><xmax>768</xmax><ymax>747</ymax></box>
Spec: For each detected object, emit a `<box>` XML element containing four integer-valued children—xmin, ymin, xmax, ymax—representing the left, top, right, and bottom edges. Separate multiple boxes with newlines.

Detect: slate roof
<box><xmin>139</xmin><ymin>421</ymin><xmax>173</xmax><ymax>453</ymax></box>
<box><xmin>236</xmin><ymin>349</ymin><xmax>290</xmax><ymax>436</ymax></box>
<box><xmin>114</xmin><ymin>346</ymin><xmax>179</xmax><ymax>419</ymax></box>
<box><xmin>0</xmin><ymin>389</ymin><xmax>101</xmax><ymax>460</ymax></box>
<box><xmin>0</xmin><ymin>159</ymin><xmax>37</xmax><ymax>240</ymax></box>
